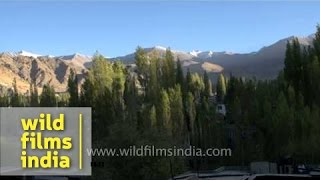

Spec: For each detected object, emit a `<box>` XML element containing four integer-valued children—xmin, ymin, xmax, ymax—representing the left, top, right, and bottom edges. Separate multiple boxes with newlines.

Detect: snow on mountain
<box><xmin>3</xmin><ymin>51</ymin><xmax>93</xmax><ymax>69</ymax></box>
<box><xmin>189</xmin><ymin>50</ymin><xmax>202</xmax><ymax>57</ymax></box>
<box><xmin>195</xmin><ymin>51</ymin><xmax>214</xmax><ymax>59</ymax></box>
<box><xmin>189</xmin><ymin>50</ymin><xmax>234</xmax><ymax>59</ymax></box>
<box><xmin>41</xmin><ymin>55</ymin><xmax>55</xmax><ymax>58</ymax></box>
<box><xmin>18</xmin><ymin>50</ymin><xmax>42</xmax><ymax>58</ymax></box>
<box><xmin>153</xmin><ymin>46</ymin><xmax>167</xmax><ymax>51</ymax></box>
<box><xmin>7</xmin><ymin>51</ymin><xmax>93</xmax><ymax>61</ymax></box>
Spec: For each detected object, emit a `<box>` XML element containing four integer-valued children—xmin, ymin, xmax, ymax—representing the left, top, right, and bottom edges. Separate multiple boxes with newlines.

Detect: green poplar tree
<box><xmin>203</xmin><ymin>71</ymin><xmax>213</xmax><ymax>97</ymax></box>
<box><xmin>176</xmin><ymin>58</ymin><xmax>184</xmax><ymax>86</ymax></box>
<box><xmin>11</xmin><ymin>78</ymin><xmax>22</xmax><ymax>107</ymax></box>
<box><xmin>40</xmin><ymin>84</ymin><xmax>56</xmax><ymax>107</ymax></box>
<box><xmin>68</xmin><ymin>69</ymin><xmax>79</xmax><ymax>107</ymax></box>
<box><xmin>216</xmin><ymin>74</ymin><xmax>226</xmax><ymax>103</ymax></box>
<box><xmin>157</xmin><ymin>89</ymin><xmax>171</xmax><ymax>132</ymax></box>
<box><xmin>30</xmin><ymin>81</ymin><xmax>39</xmax><ymax>107</ymax></box>
<box><xmin>168</xmin><ymin>85</ymin><xmax>185</xmax><ymax>140</ymax></box>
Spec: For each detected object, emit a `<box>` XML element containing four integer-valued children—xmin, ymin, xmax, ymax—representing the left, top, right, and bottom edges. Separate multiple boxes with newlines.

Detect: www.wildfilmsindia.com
<box><xmin>87</xmin><ymin>145</ymin><xmax>232</xmax><ymax>157</ymax></box>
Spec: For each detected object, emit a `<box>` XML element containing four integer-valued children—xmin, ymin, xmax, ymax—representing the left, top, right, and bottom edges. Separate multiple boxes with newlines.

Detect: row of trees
<box><xmin>223</xmin><ymin>26</ymin><xmax>320</xmax><ymax>165</ymax></box>
<box><xmin>73</xmin><ymin>48</ymin><xmax>223</xmax><ymax>179</ymax></box>
<box><xmin>2</xmin><ymin>25</ymin><xmax>320</xmax><ymax>179</ymax></box>
<box><xmin>0</xmin><ymin>78</ymin><xmax>62</xmax><ymax>107</ymax></box>
<box><xmin>0</xmin><ymin>48</ymin><xmax>222</xmax><ymax>179</ymax></box>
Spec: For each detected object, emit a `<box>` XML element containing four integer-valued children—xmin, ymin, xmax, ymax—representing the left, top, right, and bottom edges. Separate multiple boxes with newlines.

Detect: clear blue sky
<box><xmin>1</xmin><ymin>1</ymin><xmax>320</xmax><ymax>57</ymax></box>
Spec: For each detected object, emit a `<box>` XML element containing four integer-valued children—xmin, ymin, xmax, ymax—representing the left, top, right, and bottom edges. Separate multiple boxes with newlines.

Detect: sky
<box><xmin>1</xmin><ymin>1</ymin><xmax>320</xmax><ymax>57</ymax></box>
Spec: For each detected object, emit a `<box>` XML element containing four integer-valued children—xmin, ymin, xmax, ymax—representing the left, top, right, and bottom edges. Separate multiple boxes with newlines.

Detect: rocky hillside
<box><xmin>0</xmin><ymin>52</ymin><xmax>90</xmax><ymax>93</ymax></box>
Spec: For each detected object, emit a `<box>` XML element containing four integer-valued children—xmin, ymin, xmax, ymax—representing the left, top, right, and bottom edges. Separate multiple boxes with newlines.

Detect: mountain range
<box><xmin>0</xmin><ymin>34</ymin><xmax>315</xmax><ymax>93</ymax></box>
<box><xmin>112</xmin><ymin>34</ymin><xmax>314</xmax><ymax>79</ymax></box>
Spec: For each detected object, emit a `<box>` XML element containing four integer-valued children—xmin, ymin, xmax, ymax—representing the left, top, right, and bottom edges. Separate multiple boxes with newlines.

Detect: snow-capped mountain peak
<box><xmin>18</xmin><ymin>50</ymin><xmax>42</xmax><ymax>58</ymax></box>
<box><xmin>153</xmin><ymin>46</ymin><xmax>167</xmax><ymax>51</ymax></box>
<box><xmin>189</xmin><ymin>50</ymin><xmax>216</xmax><ymax>59</ymax></box>
<box><xmin>42</xmin><ymin>55</ymin><xmax>55</xmax><ymax>58</ymax></box>
<box><xmin>189</xmin><ymin>50</ymin><xmax>202</xmax><ymax>57</ymax></box>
